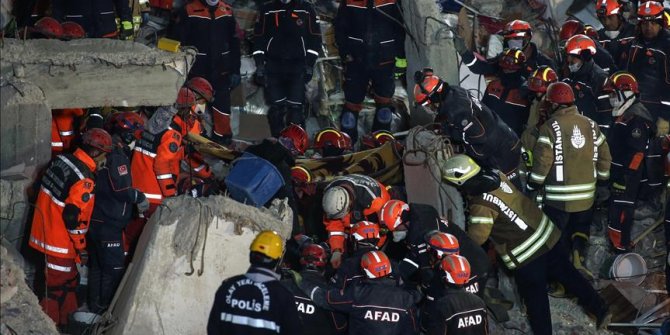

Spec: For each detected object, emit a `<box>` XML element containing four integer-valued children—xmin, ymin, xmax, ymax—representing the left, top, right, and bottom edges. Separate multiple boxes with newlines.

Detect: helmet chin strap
<box><xmin>611</xmin><ymin>90</ymin><xmax>635</xmax><ymax>117</ymax></box>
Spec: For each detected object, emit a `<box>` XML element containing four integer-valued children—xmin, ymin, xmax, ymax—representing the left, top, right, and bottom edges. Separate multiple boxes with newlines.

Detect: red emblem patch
<box><xmin>118</xmin><ymin>164</ymin><xmax>128</xmax><ymax>176</ymax></box>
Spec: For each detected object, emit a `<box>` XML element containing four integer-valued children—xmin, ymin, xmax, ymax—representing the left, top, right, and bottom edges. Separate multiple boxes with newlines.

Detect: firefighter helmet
<box><xmin>291</xmin><ymin>165</ymin><xmax>312</xmax><ymax>184</ymax></box>
<box><xmin>185</xmin><ymin>77</ymin><xmax>215</xmax><ymax>103</ymax></box>
<box><xmin>250</xmin><ymin>230</ymin><xmax>284</xmax><ymax>260</ymax></box>
<box><xmin>603</xmin><ymin>71</ymin><xmax>639</xmax><ymax>94</ymax></box>
<box><xmin>351</xmin><ymin>221</ymin><xmax>381</xmax><ymax>242</ymax></box>
<box><xmin>565</xmin><ymin>34</ymin><xmax>597</xmax><ymax>57</ymax></box>
<box><xmin>440</xmin><ymin>154</ymin><xmax>482</xmax><ymax>186</ymax></box>
<box><xmin>503</xmin><ymin>19</ymin><xmax>532</xmax><ymax>39</ymax></box>
<box><xmin>378</xmin><ymin>200</ymin><xmax>410</xmax><ymax>231</ymax></box>
<box><xmin>300</xmin><ymin>244</ymin><xmax>327</xmax><ymax>269</ymax></box>
<box><xmin>426</xmin><ymin>231</ymin><xmax>460</xmax><ymax>259</ymax></box>
<box><xmin>107</xmin><ymin>111</ymin><xmax>145</xmax><ymax>140</ymax></box>
<box><xmin>82</xmin><ymin>128</ymin><xmax>113</xmax><ymax>153</ymax></box>
<box><xmin>441</xmin><ymin>254</ymin><xmax>471</xmax><ymax>286</ymax></box>
<box><xmin>413</xmin><ymin>68</ymin><xmax>446</xmax><ymax>106</ymax></box>
<box><xmin>546</xmin><ymin>82</ymin><xmax>575</xmax><ymax>105</ymax></box>
<box><xmin>279</xmin><ymin>124</ymin><xmax>308</xmax><ymax>155</ymax></box>
<box><xmin>637</xmin><ymin>1</ymin><xmax>665</xmax><ymax>21</ymax></box>
<box><xmin>322</xmin><ymin>185</ymin><xmax>351</xmax><ymax>219</ymax></box>
<box><xmin>596</xmin><ymin>0</ymin><xmax>622</xmax><ymax>17</ymax></box>
<box><xmin>559</xmin><ymin>20</ymin><xmax>585</xmax><ymax>43</ymax></box>
<box><xmin>528</xmin><ymin>66</ymin><xmax>559</xmax><ymax>93</ymax></box>
<box><xmin>314</xmin><ymin>127</ymin><xmax>351</xmax><ymax>151</ymax></box>
<box><xmin>583</xmin><ymin>25</ymin><xmax>600</xmax><ymax>40</ymax></box>
<box><xmin>61</xmin><ymin>21</ymin><xmax>86</xmax><ymax>39</ymax></box>
<box><xmin>361</xmin><ymin>251</ymin><xmax>392</xmax><ymax>279</ymax></box>
<box><xmin>498</xmin><ymin>48</ymin><xmax>527</xmax><ymax>71</ymax></box>
<box><xmin>361</xmin><ymin>130</ymin><xmax>395</xmax><ymax>150</ymax></box>
<box><xmin>175</xmin><ymin>87</ymin><xmax>198</xmax><ymax>109</ymax></box>
<box><xmin>34</xmin><ymin>17</ymin><xmax>63</xmax><ymax>39</ymax></box>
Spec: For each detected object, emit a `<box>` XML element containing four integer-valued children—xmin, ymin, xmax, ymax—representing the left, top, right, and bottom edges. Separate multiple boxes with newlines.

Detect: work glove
<box><xmin>229</xmin><ymin>73</ymin><xmax>241</xmax><ymax>89</ymax></box>
<box><xmin>137</xmin><ymin>194</ymin><xmax>150</xmax><ymax>213</ymax></box>
<box><xmin>304</xmin><ymin>65</ymin><xmax>314</xmax><ymax>83</ymax></box>
<box><xmin>119</xmin><ymin>20</ymin><xmax>134</xmax><ymax>40</ymax></box>
<box><xmin>394</xmin><ymin>57</ymin><xmax>407</xmax><ymax>79</ymax></box>
<box><xmin>595</xmin><ymin>184</ymin><xmax>610</xmax><ymax>205</ymax></box>
<box><xmin>453</xmin><ymin>34</ymin><xmax>468</xmax><ymax>55</ymax></box>
<box><xmin>254</xmin><ymin>64</ymin><xmax>266</xmax><ymax>87</ymax></box>
<box><xmin>76</xmin><ymin>251</ymin><xmax>88</xmax><ymax>265</ymax></box>
<box><xmin>286</xmin><ymin>269</ymin><xmax>303</xmax><ymax>286</ymax></box>
<box><xmin>330</xmin><ymin>250</ymin><xmax>343</xmax><ymax>269</ymax></box>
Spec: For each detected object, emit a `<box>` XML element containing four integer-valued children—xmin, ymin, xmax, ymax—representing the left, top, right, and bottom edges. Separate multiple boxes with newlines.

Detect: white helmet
<box><xmin>322</xmin><ymin>186</ymin><xmax>351</xmax><ymax>219</ymax></box>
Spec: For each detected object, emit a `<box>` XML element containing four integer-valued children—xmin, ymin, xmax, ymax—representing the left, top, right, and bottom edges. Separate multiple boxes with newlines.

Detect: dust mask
<box><xmin>568</xmin><ymin>62</ymin><xmax>583</xmax><ymax>73</ymax></box>
<box><xmin>193</xmin><ymin>103</ymin><xmax>207</xmax><ymax>115</ymax></box>
<box><xmin>610</xmin><ymin>90</ymin><xmax>635</xmax><ymax>117</ymax></box>
<box><xmin>507</xmin><ymin>39</ymin><xmax>524</xmax><ymax>50</ymax></box>
<box><xmin>392</xmin><ymin>230</ymin><xmax>407</xmax><ymax>242</ymax></box>
<box><xmin>604</xmin><ymin>30</ymin><xmax>620</xmax><ymax>39</ymax></box>
<box><xmin>205</xmin><ymin>0</ymin><xmax>218</xmax><ymax>6</ymax></box>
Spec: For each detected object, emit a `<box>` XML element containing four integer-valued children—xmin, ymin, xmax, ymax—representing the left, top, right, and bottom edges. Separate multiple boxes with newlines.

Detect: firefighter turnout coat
<box><xmin>529</xmin><ymin>105</ymin><xmax>612</xmax><ymax>212</ymax></box>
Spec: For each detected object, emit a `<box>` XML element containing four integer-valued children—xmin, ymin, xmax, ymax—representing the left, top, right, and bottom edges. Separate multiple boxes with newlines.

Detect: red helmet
<box><xmin>637</xmin><ymin>1</ymin><xmax>665</xmax><ymax>21</ymax></box>
<box><xmin>426</xmin><ymin>232</ymin><xmax>460</xmax><ymax>259</ymax></box>
<box><xmin>596</xmin><ymin>0</ymin><xmax>623</xmax><ymax>17</ymax></box>
<box><xmin>583</xmin><ymin>25</ymin><xmax>599</xmax><ymax>40</ymax></box>
<box><xmin>82</xmin><ymin>128</ymin><xmax>113</xmax><ymax>153</ymax></box>
<box><xmin>498</xmin><ymin>48</ymin><xmax>526</xmax><ymax>71</ymax></box>
<box><xmin>559</xmin><ymin>20</ymin><xmax>585</xmax><ymax>43</ymax></box>
<box><xmin>291</xmin><ymin>165</ymin><xmax>312</xmax><ymax>183</ymax></box>
<box><xmin>351</xmin><ymin>221</ymin><xmax>381</xmax><ymax>242</ymax></box>
<box><xmin>61</xmin><ymin>21</ymin><xmax>86</xmax><ymax>39</ymax></box>
<box><xmin>361</xmin><ymin>251</ymin><xmax>392</xmax><ymax>279</ymax></box>
<box><xmin>300</xmin><ymin>244</ymin><xmax>328</xmax><ymax>269</ymax></box>
<box><xmin>603</xmin><ymin>71</ymin><xmax>639</xmax><ymax>94</ymax></box>
<box><xmin>565</xmin><ymin>34</ymin><xmax>597</xmax><ymax>57</ymax></box>
<box><xmin>546</xmin><ymin>82</ymin><xmax>575</xmax><ymax>105</ymax></box>
<box><xmin>503</xmin><ymin>19</ymin><xmax>532</xmax><ymax>39</ymax></box>
<box><xmin>413</xmin><ymin>68</ymin><xmax>446</xmax><ymax>106</ymax></box>
<box><xmin>185</xmin><ymin>77</ymin><xmax>215</xmax><ymax>103</ymax></box>
<box><xmin>528</xmin><ymin>66</ymin><xmax>558</xmax><ymax>93</ymax></box>
<box><xmin>34</xmin><ymin>17</ymin><xmax>63</xmax><ymax>39</ymax></box>
<box><xmin>314</xmin><ymin>127</ymin><xmax>351</xmax><ymax>151</ymax></box>
<box><xmin>361</xmin><ymin>130</ymin><xmax>395</xmax><ymax>150</ymax></box>
<box><xmin>279</xmin><ymin>124</ymin><xmax>308</xmax><ymax>155</ymax></box>
<box><xmin>176</xmin><ymin>87</ymin><xmax>198</xmax><ymax>109</ymax></box>
<box><xmin>379</xmin><ymin>200</ymin><xmax>409</xmax><ymax>231</ymax></box>
<box><xmin>107</xmin><ymin>111</ymin><xmax>145</xmax><ymax>140</ymax></box>
<box><xmin>441</xmin><ymin>254</ymin><xmax>471</xmax><ymax>286</ymax></box>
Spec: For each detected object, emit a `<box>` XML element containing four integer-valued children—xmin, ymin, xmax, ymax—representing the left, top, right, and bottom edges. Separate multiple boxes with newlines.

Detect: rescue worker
<box><xmin>361</xmin><ymin>130</ymin><xmax>396</xmax><ymax>150</ymax></box>
<box><xmin>596</xmin><ymin>0</ymin><xmax>637</xmax><ymax>57</ymax></box>
<box><xmin>51</xmin><ymin>0</ymin><xmax>133</xmax><ymax>38</ymax></box>
<box><xmin>29</xmin><ymin>128</ymin><xmax>113</xmax><ymax>327</ymax></box>
<box><xmin>559</xmin><ymin>19</ymin><xmax>617</xmax><ymax>74</ymax></box>
<box><xmin>207</xmin><ymin>230</ymin><xmax>302</xmax><ymax>334</ymax></box>
<box><xmin>616</xmin><ymin>1</ymin><xmax>670</xmax><ymax>135</ymax></box>
<box><xmin>521</xmin><ymin>65</ymin><xmax>558</xmax><ymax>174</ymax></box>
<box><xmin>297</xmin><ymin>250</ymin><xmax>422</xmax><ymax>335</ymax></box>
<box><xmin>378</xmin><ymin>200</ymin><xmax>490</xmax><ymax>296</ymax></box>
<box><xmin>321</xmin><ymin>174</ymin><xmax>391</xmax><ymax>268</ymax></box>
<box><xmin>281</xmin><ymin>244</ymin><xmax>344</xmax><ymax>334</ymax></box>
<box><xmin>51</xmin><ymin>108</ymin><xmax>85</xmax><ymax>157</ymax></box>
<box><xmin>61</xmin><ymin>21</ymin><xmax>87</xmax><ymax>40</ymax></box>
<box><xmin>603</xmin><ymin>71</ymin><xmax>658</xmax><ymax>251</ymax></box>
<box><xmin>314</xmin><ymin>127</ymin><xmax>353</xmax><ymax>157</ymax></box>
<box><xmin>331</xmin><ymin>221</ymin><xmax>382</xmax><ymax>290</ymax></box>
<box><xmin>454</xmin><ymin>19</ymin><xmax>557</xmax><ymax>76</ymax></box>
<box><xmin>527</xmin><ymin>82</ymin><xmax>612</xmax><ymax>277</ymax></box>
<box><xmin>181</xmin><ymin>77</ymin><xmax>216</xmax><ymax>181</ymax></box>
<box><xmin>253</xmin><ymin>0</ymin><xmax>322</xmax><ymax>137</ymax></box>
<box><xmin>414</xmin><ymin>68</ymin><xmax>523</xmax><ymax>188</ymax></box>
<box><xmin>88</xmin><ymin>113</ymin><xmax>149</xmax><ymax>312</ymax></box>
<box><xmin>171</xmin><ymin>0</ymin><xmax>241</xmax><ymax>145</ymax></box>
<box><xmin>562</xmin><ymin>34</ymin><xmax>613</xmax><ymax>134</ymax></box>
<box><xmin>421</xmin><ymin>255</ymin><xmax>489</xmax><ymax>335</ymax></box>
<box><xmin>334</xmin><ymin>0</ymin><xmax>407</xmax><ymax>143</ymax></box>
<box><xmin>481</xmin><ymin>48</ymin><xmax>532</xmax><ymax>136</ymax></box>
<box><xmin>440</xmin><ymin>154</ymin><xmax>610</xmax><ymax>335</ymax></box>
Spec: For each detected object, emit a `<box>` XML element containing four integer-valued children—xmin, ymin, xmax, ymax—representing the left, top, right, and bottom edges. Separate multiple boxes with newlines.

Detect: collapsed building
<box><xmin>1</xmin><ymin>0</ymin><xmax>668</xmax><ymax>334</ymax></box>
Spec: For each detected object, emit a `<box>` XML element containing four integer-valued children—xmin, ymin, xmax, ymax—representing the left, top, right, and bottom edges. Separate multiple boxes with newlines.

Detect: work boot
<box><xmin>547</xmin><ymin>282</ymin><xmax>567</xmax><ymax>298</ymax></box>
<box><xmin>572</xmin><ymin>234</ymin><xmax>595</xmax><ymax>280</ymax></box>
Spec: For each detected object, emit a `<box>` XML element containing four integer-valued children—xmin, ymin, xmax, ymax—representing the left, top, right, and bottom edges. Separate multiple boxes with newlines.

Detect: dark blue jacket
<box><xmin>52</xmin><ymin>0</ymin><xmax>131</xmax><ymax>37</ymax></box>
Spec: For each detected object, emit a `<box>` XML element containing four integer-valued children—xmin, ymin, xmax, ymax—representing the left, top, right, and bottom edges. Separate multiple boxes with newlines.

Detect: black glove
<box><xmin>229</xmin><ymin>73</ymin><xmax>241</xmax><ymax>89</ymax></box>
<box><xmin>453</xmin><ymin>34</ymin><xmax>468</xmax><ymax>55</ymax></box>
<box><xmin>304</xmin><ymin>65</ymin><xmax>314</xmax><ymax>83</ymax></box>
<box><xmin>254</xmin><ymin>64</ymin><xmax>266</xmax><ymax>87</ymax></box>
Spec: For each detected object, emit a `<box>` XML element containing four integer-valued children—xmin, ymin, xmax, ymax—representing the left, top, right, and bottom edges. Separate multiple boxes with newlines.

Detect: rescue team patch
<box><xmin>570</xmin><ymin>125</ymin><xmax>585</xmax><ymax>149</ymax></box>
<box><xmin>118</xmin><ymin>164</ymin><xmax>128</xmax><ymax>176</ymax></box>
<box><xmin>632</xmin><ymin>128</ymin><xmax>642</xmax><ymax>138</ymax></box>
<box><xmin>169</xmin><ymin>142</ymin><xmax>179</xmax><ymax>153</ymax></box>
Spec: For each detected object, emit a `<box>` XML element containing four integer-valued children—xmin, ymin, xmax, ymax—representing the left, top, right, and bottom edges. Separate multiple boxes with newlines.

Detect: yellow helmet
<box><xmin>440</xmin><ymin>154</ymin><xmax>481</xmax><ymax>185</ymax></box>
<box><xmin>250</xmin><ymin>230</ymin><xmax>284</xmax><ymax>260</ymax></box>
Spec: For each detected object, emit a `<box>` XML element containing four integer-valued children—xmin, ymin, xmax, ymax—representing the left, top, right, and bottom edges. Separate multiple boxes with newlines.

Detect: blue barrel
<box><xmin>225</xmin><ymin>152</ymin><xmax>285</xmax><ymax>207</ymax></box>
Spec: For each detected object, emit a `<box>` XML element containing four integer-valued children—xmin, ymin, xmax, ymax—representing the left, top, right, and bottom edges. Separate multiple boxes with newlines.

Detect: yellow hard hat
<box><xmin>250</xmin><ymin>230</ymin><xmax>284</xmax><ymax>260</ymax></box>
<box><xmin>440</xmin><ymin>154</ymin><xmax>481</xmax><ymax>185</ymax></box>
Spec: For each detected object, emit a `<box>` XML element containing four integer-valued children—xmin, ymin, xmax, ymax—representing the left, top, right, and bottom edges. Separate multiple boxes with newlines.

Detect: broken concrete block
<box><xmin>0</xmin><ymin>177</ymin><xmax>32</xmax><ymax>253</ymax></box>
<box><xmin>1</xmin><ymin>38</ymin><xmax>195</xmax><ymax>109</ymax></box>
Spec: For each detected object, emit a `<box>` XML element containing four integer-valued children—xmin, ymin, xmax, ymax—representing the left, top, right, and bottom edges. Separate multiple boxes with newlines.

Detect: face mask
<box><xmin>568</xmin><ymin>62</ymin><xmax>583</xmax><ymax>73</ymax></box>
<box><xmin>506</xmin><ymin>39</ymin><xmax>524</xmax><ymax>50</ymax></box>
<box><xmin>205</xmin><ymin>0</ymin><xmax>219</xmax><ymax>6</ymax></box>
<box><xmin>392</xmin><ymin>230</ymin><xmax>407</xmax><ymax>242</ymax></box>
<box><xmin>609</xmin><ymin>95</ymin><xmax>623</xmax><ymax>110</ymax></box>
<box><xmin>604</xmin><ymin>30</ymin><xmax>620</xmax><ymax>39</ymax></box>
<box><xmin>193</xmin><ymin>103</ymin><xmax>207</xmax><ymax>115</ymax></box>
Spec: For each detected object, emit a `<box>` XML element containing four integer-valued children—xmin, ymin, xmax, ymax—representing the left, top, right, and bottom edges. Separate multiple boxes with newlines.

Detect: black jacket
<box><xmin>421</xmin><ymin>286</ymin><xmax>488</xmax><ymax>335</ymax></box>
<box><xmin>481</xmin><ymin>73</ymin><xmax>531</xmax><ymax>136</ymax></box>
<box><xmin>52</xmin><ymin>0</ymin><xmax>131</xmax><ymax>37</ymax></box>
<box><xmin>331</xmin><ymin>245</ymin><xmax>377</xmax><ymax>289</ymax></box>
<box><xmin>562</xmin><ymin>59</ymin><xmax>612</xmax><ymax>131</ymax></box>
<box><xmin>598</xmin><ymin>21</ymin><xmax>636</xmax><ymax>60</ymax></box>
<box><xmin>438</xmin><ymin>86</ymin><xmax>522</xmax><ymax>175</ymax></box>
<box><xmin>281</xmin><ymin>270</ymin><xmax>346</xmax><ymax>335</ymax></box>
<box><xmin>207</xmin><ymin>266</ymin><xmax>302</xmax><ymax>335</ymax></box>
<box><xmin>171</xmin><ymin>0</ymin><xmax>241</xmax><ymax>82</ymax></box>
<box><xmin>253</xmin><ymin>0</ymin><xmax>322</xmax><ymax>67</ymax></box>
<box><xmin>334</xmin><ymin>0</ymin><xmax>406</xmax><ymax>67</ymax></box>
<box><xmin>91</xmin><ymin>145</ymin><xmax>145</xmax><ymax>229</ymax></box>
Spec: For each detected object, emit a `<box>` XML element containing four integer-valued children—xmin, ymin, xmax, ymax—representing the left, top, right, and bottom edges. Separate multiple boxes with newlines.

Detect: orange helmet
<box><xmin>34</xmin><ymin>17</ymin><xmax>63</xmax><ymax>39</ymax></box>
<box><xmin>279</xmin><ymin>124</ymin><xmax>308</xmax><ymax>155</ymax></box>
<box><xmin>185</xmin><ymin>77</ymin><xmax>215</xmax><ymax>103</ymax></box>
<box><xmin>596</xmin><ymin>0</ymin><xmax>623</xmax><ymax>17</ymax></box>
<box><xmin>637</xmin><ymin>1</ymin><xmax>665</xmax><ymax>21</ymax></box>
<box><xmin>314</xmin><ymin>127</ymin><xmax>351</xmax><ymax>151</ymax></box>
<box><xmin>441</xmin><ymin>254</ymin><xmax>471</xmax><ymax>286</ymax></box>
<box><xmin>176</xmin><ymin>87</ymin><xmax>198</xmax><ymax>109</ymax></box>
<box><xmin>413</xmin><ymin>68</ymin><xmax>446</xmax><ymax>106</ymax></box>
<box><xmin>300</xmin><ymin>244</ymin><xmax>328</xmax><ymax>269</ymax></box>
<box><xmin>546</xmin><ymin>82</ymin><xmax>575</xmax><ymax>105</ymax></box>
<box><xmin>351</xmin><ymin>221</ymin><xmax>381</xmax><ymax>242</ymax></box>
<box><xmin>107</xmin><ymin>111</ymin><xmax>145</xmax><ymax>140</ymax></box>
<box><xmin>61</xmin><ymin>21</ymin><xmax>86</xmax><ymax>39</ymax></box>
<box><xmin>361</xmin><ymin>130</ymin><xmax>395</xmax><ymax>150</ymax></box>
<box><xmin>528</xmin><ymin>66</ymin><xmax>558</xmax><ymax>93</ymax></box>
<box><xmin>426</xmin><ymin>231</ymin><xmax>460</xmax><ymax>259</ymax></box>
<box><xmin>361</xmin><ymin>251</ymin><xmax>392</xmax><ymax>279</ymax></box>
<box><xmin>565</xmin><ymin>34</ymin><xmax>597</xmax><ymax>57</ymax></box>
<box><xmin>379</xmin><ymin>200</ymin><xmax>410</xmax><ymax>231</ymax></box>
<box><xmin>603</xmin><ymin>71</ymin><xmax>639</xmax><ymax>94</ymax></box>
<box><xmin>498</xmin><ymin>48</ymin><xmax>526</xmax><ymax>71</ymax></box>
<box><xmin>503</xmin><ymin>19</ymin><xmax>532</xmax><ymax>39</ymax></box>
<box><xmin>559</xmin><ymin>20</ymin><xmax>585</xmax><ymax>43</ymax></box>
<box><xmin>82</xmin><ymin>128</ymin><xmax>113</xmax><ymax>153</ymax></box>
